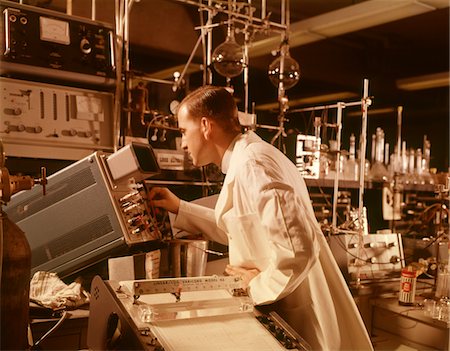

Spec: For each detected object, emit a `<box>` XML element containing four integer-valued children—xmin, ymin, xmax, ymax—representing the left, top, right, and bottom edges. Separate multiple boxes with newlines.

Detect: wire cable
<box><xmin>31</xmin><ymin>311</ymin><xmax>69</xmax><ymax>350</ymax></box>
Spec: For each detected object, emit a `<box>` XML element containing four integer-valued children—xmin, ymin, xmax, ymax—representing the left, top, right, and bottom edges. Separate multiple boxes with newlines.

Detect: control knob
<box><xmin>62</xmin><ymin>129</ymin><xmax>78</xmax><ymax>136</ymax></box>
<box><xmin>25</xmin><ymin>126</ymin><xmax>42</xmax><ymax>134</ymax></box>
<box><xmin>3</xmin><ymin>108</ymin><xmax>22</xmax><ymax>116</ymax></box>
<box><xmin>390</xmin><ymin>256</ymin><xmax>401</xmax><ymax>264</ymax></box>
<box><xmin>78</xmin><ymin>131</ymin><xmax>93</xmax><ymax>138</ymax></box>
<box><xmin>80</xmin><ymin>38</ymin><xmax>92</xmax><ymax>54</ymax></box>
<box><xmin>5</xmin><ymin>123</ymin><xmax>26</xmax><ymax>132</ymax></box>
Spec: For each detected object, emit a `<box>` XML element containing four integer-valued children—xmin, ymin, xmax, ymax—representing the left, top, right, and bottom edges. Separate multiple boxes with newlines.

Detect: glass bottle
<box><xmin>344</xmin><ymin>133</ymin><xmax>359</xmax><ymax>181</ymax></box>
<box><xmin>421</xmin><ymin>136</ymin><xmax>433</xmax><ymax>184</ymax></box>
<box><xmin>407</xmin><ymin>148</ymin><xmax>416</xmax><ymax>184</ymax></box>
<box><xmin>369</xmin><ymin>127</ymin><xmax>389</xmax><ymax>181</ymax></box>
<box><xmin>415</xmin><ymin>148</ymin><xmax>424</xmax><ymax>184</ymax></box>
<box><xmin>437</xmin><ymin>296</ymin><xmax>450</xmax><ymax>323</ymax></box>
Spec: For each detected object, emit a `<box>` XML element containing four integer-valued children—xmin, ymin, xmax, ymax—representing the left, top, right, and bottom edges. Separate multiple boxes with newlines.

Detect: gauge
<box><xmin>40</xmin><ymin>17</ymin><xmax>70</xmax><ymax>45</ymax></box>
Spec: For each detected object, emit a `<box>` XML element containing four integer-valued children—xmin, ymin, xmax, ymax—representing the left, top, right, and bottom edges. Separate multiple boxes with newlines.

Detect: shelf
<box><xmin>304</xmin><ymin>178</ymin><xmax>436</xmax><ymax>192</ymax></box>
<box><xmin>145</xmin><ymin>172</ymin><xmax>437</xmax><ymax>192</ymax></box>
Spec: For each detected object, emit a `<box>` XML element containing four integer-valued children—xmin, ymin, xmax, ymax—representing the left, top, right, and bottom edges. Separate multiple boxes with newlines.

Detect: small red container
<box><xmin>399</xmin><ymin>267</ymin><xmax>417</xmax><ymax>306</ymax></box>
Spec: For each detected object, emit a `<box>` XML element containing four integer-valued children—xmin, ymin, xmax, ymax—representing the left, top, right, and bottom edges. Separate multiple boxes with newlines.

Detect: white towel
<box><xmin>29</xmin><ymin>271</ymin><xmax>89</xmax><ymax>310</ymax></box>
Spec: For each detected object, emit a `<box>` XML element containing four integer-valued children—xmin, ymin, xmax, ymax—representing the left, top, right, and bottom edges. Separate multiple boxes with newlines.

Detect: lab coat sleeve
<box><xmin>173</xmin><ymin>200</ymin><xmax>229</xmax><ymax>245</ymax></box>
<box><xmin>238</xmin><ymin>160</ymin><xmax>321</xmax><ymax>305</ymax></box>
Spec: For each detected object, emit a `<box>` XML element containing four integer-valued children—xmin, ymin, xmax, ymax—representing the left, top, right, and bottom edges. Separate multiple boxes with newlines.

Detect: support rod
<box><xmin>331</xmin><ymin>102</ymin><xmax>344</xmax><ymax>232</ymax></box>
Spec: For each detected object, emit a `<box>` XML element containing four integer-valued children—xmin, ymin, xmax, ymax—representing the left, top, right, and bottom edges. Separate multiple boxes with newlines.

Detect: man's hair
<box><xmin>178</xmin><ymin>85</ymin><xmax>241</xmax><ymax>133</ymax></box>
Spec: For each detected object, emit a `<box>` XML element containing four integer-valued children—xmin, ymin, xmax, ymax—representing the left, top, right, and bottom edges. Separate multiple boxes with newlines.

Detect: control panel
<box><xmin>256</xmin><ymin>312</ymin><xmax>312</xmax><ymax>350</ymax></box>
<box><xmin>1</xmin><ymin>77</ymin><xmax>114</xmax><ymax>159</ymax></box>
<box><xmin>113</xmin><ymin>181</ymin><xmax>161</xmax><ymax>246</ymax></box>
<box><xmin>328</xmin><ymin>233</ymin><xmax>405</xmax><ymax>282</ymax></box>
<box><xmin>0</xmin><ymin>0</ymin><xmax>115</xmax><ymax>86</ymax></box>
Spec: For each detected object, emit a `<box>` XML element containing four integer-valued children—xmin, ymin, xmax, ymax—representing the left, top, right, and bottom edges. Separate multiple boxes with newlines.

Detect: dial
<box><xmin>40</xmin><ymin>17</ymin><xmax>70</xmax><ymax>45</ymax></box>
<box><xmin>80</xmin><ymin>38</ymin><xmax>92</xmax><ymax>54</ymax></box>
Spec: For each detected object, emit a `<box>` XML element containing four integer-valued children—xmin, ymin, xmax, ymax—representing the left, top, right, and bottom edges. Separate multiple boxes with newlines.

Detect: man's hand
<box><xmin>225</xmin><ymin>264</ymin><xmax>260</xmax><ymax>289</ymax></box>
<box><xmin>148</xmin><ymin>187</ymin><xmax>181</xmax><ymax>214</ymax></box>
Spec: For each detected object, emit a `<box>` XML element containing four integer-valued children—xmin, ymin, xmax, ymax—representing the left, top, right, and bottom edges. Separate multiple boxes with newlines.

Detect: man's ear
<box><xmin>200</xmin><ymin>117</ymin><xmax>212</xmax><ymax>139</ymax></box>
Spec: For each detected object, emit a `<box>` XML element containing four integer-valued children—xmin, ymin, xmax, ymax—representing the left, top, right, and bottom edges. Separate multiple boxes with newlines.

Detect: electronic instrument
<box><xmin>88</xmin><ymin>275</ymin><xmax>312</xmax><ymax>350</ymax></box>
<box><xmin>328</xmin><ymin>233</ymin><xmax>405</xmax><ymax>282</ymax></box>
<box><xmin>0</xmin><ymin>76</ymin><xmax>114</xmax><ymax>160</ymax></box>
<box><xmin>0</xmin><ymin>0</ymin><xmax>115</xmax><ymax>87</ymax></box>
<box><xmin>4</xmin><ymin>142</ymin><xmax>161</xmax><ymax>276</ymax></box>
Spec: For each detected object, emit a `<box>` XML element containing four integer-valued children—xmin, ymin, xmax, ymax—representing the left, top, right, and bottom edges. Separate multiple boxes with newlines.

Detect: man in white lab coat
<box><xmin>149</xmin><ymin>86</ymin><xmax>373</xmax><ymax>350</ymax></box>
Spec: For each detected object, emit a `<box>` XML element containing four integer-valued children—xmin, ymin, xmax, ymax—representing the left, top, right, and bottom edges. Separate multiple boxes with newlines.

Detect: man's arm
<box><xmin>174</xmin><ymin>200</ymin><xmax>229</xmax><ymax>245</ymax></box>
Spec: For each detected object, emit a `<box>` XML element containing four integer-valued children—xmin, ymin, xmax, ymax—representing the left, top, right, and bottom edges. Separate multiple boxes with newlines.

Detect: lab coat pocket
<box><xmin>222</xmin><ymin>212</ymin><xmax>270</xmax><ymax>265</ymax></box>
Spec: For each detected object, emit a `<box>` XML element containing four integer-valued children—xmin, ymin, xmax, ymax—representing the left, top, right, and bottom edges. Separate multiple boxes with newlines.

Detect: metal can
<box><xmin>399</xmin><ymin>267</ymin><xmax>417</xmax><ymax>306</ymax></box>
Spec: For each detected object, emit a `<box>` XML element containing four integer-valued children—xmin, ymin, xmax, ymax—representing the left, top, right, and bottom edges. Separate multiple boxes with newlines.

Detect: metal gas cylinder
<box><xmin>0</xmin><ymin>141</ymin><xmax>46</xmax><ymax>350</ymax></box>
<box><xmin>0</xmin><ymin>210</ymin><xmax>31</xmax><ymax>350</ymax></box>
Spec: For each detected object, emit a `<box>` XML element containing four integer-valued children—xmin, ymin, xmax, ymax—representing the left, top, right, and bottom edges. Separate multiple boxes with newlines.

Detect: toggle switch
<box><xmin>120</xmin><ymin>191</ymin><xmax>140</xmax><ymax>202</ymax></box>
<box><xmin>128</xmin><ymin>216</ymin><xmax>142</xmax><ymax>226</ymax></box>
<box><xmin>25</xmin><ymin>126</ymin><xmax>43</xmax><ymax>134</ymax></box>
<box><xmin>62</xmin><ymin>129</ymin><xmax>78</xmax><ymax>136</ymax></box>
<box><xmin>78</xmin><ymin>131</ymin><xmax>93</xmax><ymax>138</ymax></box>
<box><xmin>366</xmin><ymin>257</ymin><xmax>377</xmax><ymax>264</ymax></box>
<box><xmin>390</xmin><ymin>256</ymin><xmax>401</xmax><ymax>264</ymax></box>
<box><xmin>5</xmin><ymin>123</ymin><xmax>25</xmax><ymax>132</ymax></box>
<box><xmin>3</xmin><ymin>108</ymin><xmax>22</xmax><ymax>116</ymax></box>
<box><xmin>364</xmin><ymin>242</ymin><xmax>379</xmax><ymax>248</ymax></box>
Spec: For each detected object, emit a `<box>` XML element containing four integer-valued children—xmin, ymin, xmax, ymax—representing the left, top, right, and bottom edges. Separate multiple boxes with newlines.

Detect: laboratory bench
<box><xmin>351</xmin><ymin>279</ymin><xmax>449</xmax><ymax>351</ymax></box>
<box><xmin>371</xmin><ymin>296</ymin><xmax>449</xmax><ymax>351</ymax></box>
<box><xmin>27</xmin><ymin>290</ymin><xmax>449</xmax><ymax>350</ymax></box>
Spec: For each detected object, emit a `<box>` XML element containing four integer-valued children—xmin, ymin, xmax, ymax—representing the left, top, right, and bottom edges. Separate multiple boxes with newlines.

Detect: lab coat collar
<box><xmin>221</xmin><ymin>133</ymin><xmax>240</xmax><ymax>174</ymax></box>
<box><xmin>221</xmin><ymin>131</ymin><xmax>261</xmax><ymax>175</ymax></box>
<box><xmin>215</xmin><ymin>131</ymin><xmax>262</xmax><ymax>230</ymax></box>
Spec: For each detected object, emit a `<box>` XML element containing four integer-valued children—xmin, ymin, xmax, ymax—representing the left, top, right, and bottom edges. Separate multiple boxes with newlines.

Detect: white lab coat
<box><xmin>174</xmin><ymin>131</ymin><xmax>373</xmax><ymax>351</ymax></box>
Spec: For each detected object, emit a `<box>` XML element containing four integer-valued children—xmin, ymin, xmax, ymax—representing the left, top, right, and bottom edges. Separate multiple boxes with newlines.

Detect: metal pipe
<box><xmin>113</xmin><ymin>0</ymin><xmax>123</xmax><ymax>151</ymax></box>
<box><xmin>131</xmin><ymin>75</ymin><xmax>175</xmax><ymax>85</ymax></box>
<box><xmin>241</xmin><ymin>0</ymin><xmax>253</xmax><ymax>115</ymax></box>
<box><xmin>66</xmin><ymin>0</ymin><xmax>72</xmax><ymax>15</ymax></box>
<box><xmin>289</xmin><ymin>100</ymin><xmax>363</xmax><ymax>113</ymax></box>
<box><xmin>206</xmin><ymin>0</ymin><xmax>213</xmax><ymax>85</ymax></box>
<box><xmin>91</xmin><ymin>0</ymin><xmax>96</xmax><ymax>21</ymax></box>
<box><xmin>172</xmin><ymin>0</ymin><xmax>287</xmax><ymax>30</ymax></box>
<box><xmin>123</xmin><ymin>0</ymin><xmax>133</xmax><ymax>136</ymax></box>
<box><xmin>331</xmin><ymin>102</ymin><xmax>344</xmax><ymax>232</ymax></box>
<box><xmin>256</xmin><ymin>124</ymin><xmax>281</xmax><ymax>130</ymax></box>
<box><xmin>358</xmin><ymin>78</ymin><xmax>370</xmax><ymax>231</ymax></box>
<box><xmin>281</xmin><ymin>0</ymin><xmax>286</xmax><ymax>27</ymax></box>
<box><xmin>145</xmin><ymin>180</ymin><xmax>219</xmax><ymax>187</ymax></box>
<box><xmin>354</xmin><ymin>78</ymin><xmax>371</xmax><ymax>288</ymax></box>
<box><xmin>174</xmin><ymin>35</ymin><xmax>204</xmax><ymax>91</ymax></box>
<box><xmin>243</xmin><ymin>23</ymin><xmax>250</xmax><ymax>114</ymax></box>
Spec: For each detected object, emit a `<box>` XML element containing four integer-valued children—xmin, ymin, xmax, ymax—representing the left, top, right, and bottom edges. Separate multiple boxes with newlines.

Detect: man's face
<box><xmin>177</xmin><ymin>105</ymin><xmax>209</xmax><ymax>167</ymax></box>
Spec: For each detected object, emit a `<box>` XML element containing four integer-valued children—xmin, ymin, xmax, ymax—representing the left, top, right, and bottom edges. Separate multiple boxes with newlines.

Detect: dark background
<box><xmin>10</xmin><ymin>0</ymin><xmax>450</xmax><ymax>172</ymax></box>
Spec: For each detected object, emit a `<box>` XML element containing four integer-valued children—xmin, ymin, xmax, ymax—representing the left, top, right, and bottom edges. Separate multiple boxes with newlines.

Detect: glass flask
<box><xmin>268</xmin><ymin>44</ymin><xmax>300</xmax><ymax>90</ymax></box>
<box><xmin>212</xmin><ymin>34</ymin><xmax>245</xmax><ymax>79</ymax></box>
